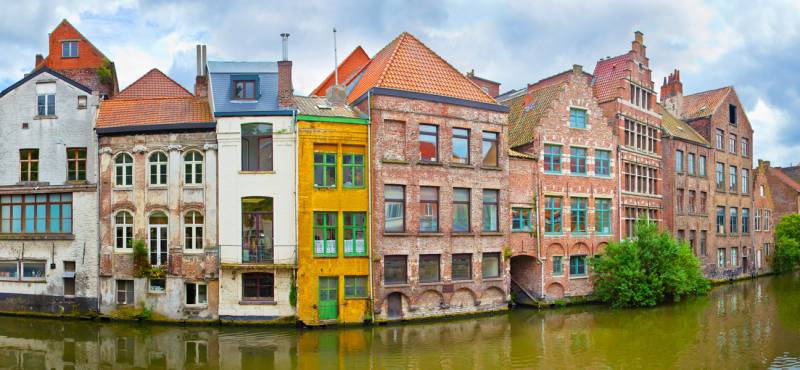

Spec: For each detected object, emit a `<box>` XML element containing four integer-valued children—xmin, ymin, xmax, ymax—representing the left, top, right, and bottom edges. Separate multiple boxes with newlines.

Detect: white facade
<box><xmin>216</xmin><ymin>115</ymin><xmax>297</xmax><ymax>320</ymax></box>
<box><xmin>0</xmin><ymin>70</ymin><xmax>100</xmax><ymax>314</ymax></box>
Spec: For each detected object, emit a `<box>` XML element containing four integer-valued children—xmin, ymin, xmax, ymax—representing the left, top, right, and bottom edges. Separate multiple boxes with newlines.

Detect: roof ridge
<box><xmin>372</xmin><ymin>33</ymin><xmax>408</xmax><ymax>88</ymax></box>
<box><xmin>115</xmin><ymin>68</ymin><xmax>193</xmax><ymax>99</ymax></box>
<box><xmin>684</xmin><ymin>85</ymin><xmax>732</xmax><ymax>98</ymax></box>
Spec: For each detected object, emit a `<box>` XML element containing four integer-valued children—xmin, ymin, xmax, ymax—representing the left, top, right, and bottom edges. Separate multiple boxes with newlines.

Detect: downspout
<box><xmin>617</xmin><ymin>138</ymin><xmax>623</xmax><ymax>239</ymax></box>
<box><xmin>366</xmin><ymin>90</ymin><xmax>375</xmax><ymax>323</ymax></box>
<box><xmin>535</xmin><ymin>181</ymin><xmax>543</xmax><ymax>299</ymax></box>
<box><xmin>293</xmin><ymin>109</ymin><xmax>299</xmax><ymax>306</ymax></box>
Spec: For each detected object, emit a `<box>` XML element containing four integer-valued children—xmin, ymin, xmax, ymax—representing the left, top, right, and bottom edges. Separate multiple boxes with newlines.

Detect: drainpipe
<box><xmin>617</xmin><ymin>136</ymin><xmax>623</xmax><ymax>239</ymax></box>
<box><xmin>535</xmin><ymin>182</ymin><xmax>543</xmax><ymax>298</ymax></box>
<box><xmin>95</xmin><ymin>137</ymin><xmax>102</xmax><ymax>313</ymax></box>
<box><xmin>366</xmin><ymin>90</ymin><xmax>375</xmax><ymax>323</ymax></box>
<box><xmin>293</xmin><ymin>109</ymin><xmax>299</xmax><ymax>302</ymax></box>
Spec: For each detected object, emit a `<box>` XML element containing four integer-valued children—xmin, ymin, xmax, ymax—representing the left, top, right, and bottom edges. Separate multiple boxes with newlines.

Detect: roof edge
<box><xmin>352</xmin><ymin>87</ymin><xmax>509</xmax><ymax>113</ymax></box>
<box><xmin>0</xmin><ymin>67</ymin><xmax>92</xmax><ymax>98</ymax></box>
<box><xmin>96</xmin><ymin>121</ymin><xmax>216</xmax><ymax>135</ymax></box>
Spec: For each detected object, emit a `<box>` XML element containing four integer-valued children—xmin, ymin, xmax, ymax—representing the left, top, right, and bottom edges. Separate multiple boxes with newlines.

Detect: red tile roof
<box><xmin>592</xmin><ymin>54</ymin><xmax>629</xmax><ymax>103</ymax></box>
<box><xmin>347</xmin><ymin>32</ymin><xmax>497</xmax><ymax>105</ymax></box>
<box><xmin>679</xmin><ymin>86</ymin><xmax>732</xmax><ymax>120</ymax></box>
<box><xmin>311</xmin><ymin>46</ymin><xmax>370</xmax><ymax>97</ymax></box>
<box><xmin>97</xmin><ymin>68</ymin><xmax>211</xmax><ymax>129</ymax></box>
<box><xmin>769</xmin><ymin>167</ymin><xmax>800</xmax><ymax>192</ymax></box>
<box><xmin>505</xmin><ymin>82</ymin><xmax>564</xmax><ymax>148</ymax></box>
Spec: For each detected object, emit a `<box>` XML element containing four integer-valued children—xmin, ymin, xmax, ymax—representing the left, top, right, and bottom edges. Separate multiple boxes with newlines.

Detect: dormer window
<box><xmin>61</xmin><ymin>41</ymin><xmax>78</xmax><ymax>58</ymax></box>
<box><xmin>233</xmin><ymin>80</ymin><xmax>256</xmax><ymax>100</ymax></box>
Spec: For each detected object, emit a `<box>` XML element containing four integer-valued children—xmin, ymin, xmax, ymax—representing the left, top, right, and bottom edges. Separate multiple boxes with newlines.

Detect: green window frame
<box><xmin>342</xmin><ymin>153</ymin><xmax>365</xmax><ymax>188</ymax></box>
<box><xmin>569</xmin><ymin>108</ymin><xmax>587</xmax><ymax>129</ymax></box>
<box><xmin>343</xmin><ymin>212</ymin><xmax>367</xmax><ymax>256</ymax></box>
<box><xmin>314</xmin><ymin>153</ymin><xmax>337</xmax><ymax>188</ymax></box>
<box><xmin>544</xmin><ymin>196</ymin><xmax>562</xmax><ymax>235</ymax></box>
<box><xmin>344</xmin><ymin>276</ymin><xmax>368</xmax><ymax>298</ymax></box>
<box><xmin>570</xmin><ymin>255</ymin><xmax>587</xmax><ymax>276</ymax></box>
<box><xmin>552</xmin><ymin>256</ymin><xmax>563</xmax><ymax>275</ymax></box>
<box><xmin>511</xmin><ymin>207</ymin><xmax>532</xmax><ymax>232</ymax></box>
<box><xmin>595</xmin><ymin>199</ymin><xmax>611</xmax><ymax>235</ymax></box>
<box><xmin>594</xmin><ymin>150</ymin><xmax>610</xmax><ymax>177</ymax></box>
<box><xmin>571</xmin><ymin>197</ymin><xmax>587</xmax><ymax>234</ymax></box>
<box><xmin>313</xmin><ymin>212</ymin><xmax>337</xmax><ymax>257</ymax></box>
<box><xmin>570</xmin><ymin>147</ymin><xmax>586</xmax><ymax>175</ymax></box>
<box><xmin>543</xmin><ymin>145</ymin><xmax>561</xmax><ymax>173</ymax></box>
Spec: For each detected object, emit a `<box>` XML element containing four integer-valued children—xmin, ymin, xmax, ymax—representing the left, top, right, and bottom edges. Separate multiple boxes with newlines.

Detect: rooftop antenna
<box><xmin>333</xmin><ymin>27</ymin><xmax>339</xmax><ymax>85</ymax></box>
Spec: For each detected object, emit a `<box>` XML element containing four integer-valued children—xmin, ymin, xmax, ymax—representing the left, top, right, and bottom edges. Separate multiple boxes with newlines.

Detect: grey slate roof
<box><xmin>294</xmin><ymin>96</ymin><xmax>363</xmax><ymax>118</ymax></box>
<box><xmin>207</xmin><ymin>61</ymin><xmax>283</xmax><ymax>114</ymax></box>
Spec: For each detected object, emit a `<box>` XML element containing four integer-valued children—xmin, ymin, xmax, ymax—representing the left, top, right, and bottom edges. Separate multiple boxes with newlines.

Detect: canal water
<box><xmin>0</xmin><ymin>272</ymin><xmax>798</xmax><ymax>369</ymax></box>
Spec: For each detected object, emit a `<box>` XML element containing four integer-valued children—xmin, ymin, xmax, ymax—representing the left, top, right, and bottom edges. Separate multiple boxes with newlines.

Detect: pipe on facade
<box><xmin>537</xmin><ymin>171</ymin><xmax>544</xmax><ymax>299</ymax></box>
<box><xmin>366</xmin><ymin>90</ymin><xmax>375</xmax><ymax>322</ymax></box>
<box><xmin>293</xmin><ymin>109</ymin><xmax>299</xmax><ymax>306</ymax></box>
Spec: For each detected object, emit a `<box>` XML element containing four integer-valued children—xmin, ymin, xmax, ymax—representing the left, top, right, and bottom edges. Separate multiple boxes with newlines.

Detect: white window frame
<box><xmin>184</xmin><ymin>211</ymin><xmax>204</xmax><ymax>251</ymax></box>
<box><xmin>148</xmin><ymin>212</ymin><xmax>168</xmax><ymax>266</ymax></box>
<box><xmin>114</xmin><ymin>153</ymin><xmax>134</xmax><ymax>187</ymax></box>
<box><xmin>148</xmin><ymin>152</ymin><xmax>168</xmax><ymax>187</ymax></box>
<box><xmin>116</xmin><ymin>279</ymin><xmax>134</xmax><ymax>305</ymax></box>
<box><xmin>185</xmin><ymin>282</ymin><xmax>208</xmax><ymax>306</ymax></box>
<box><xmin>183</xmin><ymin>151</ymin><xmax>204</xmax><ymax>185</ymax></box>
<box><xmin>0</xmin><ymin>261</ymin><xmax>19</xmax><ymax>281</ymax></box>
<box><xmin>148</xmin><ymin>278</ymin><xmax>166</xmax><ymax>293</ymax></box>
<box><xmin>21</xmin><ymin>260</ymin><xmax>46</xmax><ymax>281</ymax></box>
<box><xmin>114</xmin><ymin>211</ymin><xmax>134</xmax><ymax>250</ymax></box>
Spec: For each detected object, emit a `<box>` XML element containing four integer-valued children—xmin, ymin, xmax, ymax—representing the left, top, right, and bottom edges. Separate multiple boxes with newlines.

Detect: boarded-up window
<box><xmin>383</xmin><ymin>120</ymin><xmax>406</xmax><ymax>160</ymax></box>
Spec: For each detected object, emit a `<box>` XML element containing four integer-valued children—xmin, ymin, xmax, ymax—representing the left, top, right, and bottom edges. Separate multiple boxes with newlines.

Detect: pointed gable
<box><xmin>347</xmin><ymin>32</ymin><xmax>496</xmax><ymax>105</ymax></box>
<box><xmin>42</xmin><ymin>19</ymin><xmax>110</xmax><ymax>71</ymax></box>
<box><xmin>115</xmin><ymin>69</ymin><xmax>193</xmax><ymax>99</ymax></box>
<box><xmin>312</xmin><ymin>46</ymin><xmax>370</xmax><ymax>97</ymax></box>
<box><xmin>658</xmin><ymin>104</ymin><xmax>709</xmax><ymax>146</ymax></box>
<box><xmin>592</xmin><ymin>54</ymin><xmax>629</xmax><ymax>103</ymax></box>
<box><xmin>679</xmin><ymin>86</ymin><xmax>732</xmax><ymax>120</ymax></box>
<box><xmin>505</xmin><ymin>82</ymin><xmax>564</xmax><ymax>148</ymax></box>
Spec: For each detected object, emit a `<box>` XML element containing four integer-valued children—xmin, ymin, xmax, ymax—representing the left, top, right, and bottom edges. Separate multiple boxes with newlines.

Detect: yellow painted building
<box><xmin>295</xmin><ymin>95</ymin><xmax>371</xmax><ymax>326</ymax></box>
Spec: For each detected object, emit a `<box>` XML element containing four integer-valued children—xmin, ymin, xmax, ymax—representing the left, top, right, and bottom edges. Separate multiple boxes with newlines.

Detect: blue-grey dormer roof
<box><xmin>208</xmin><ymin>61</ymin><xmax>291</xmax><ymax>116</ymax></box>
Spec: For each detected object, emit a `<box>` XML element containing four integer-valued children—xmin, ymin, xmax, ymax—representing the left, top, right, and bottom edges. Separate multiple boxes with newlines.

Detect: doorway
<box><xmin>318</xmin><ymin>277</ymin><xmax>338</xmax><ymax>321</ymax></box>
<box><xmin>387</xmin><ymin>292</ymin><xmax>403</xmax><ymax>319</ymax></box>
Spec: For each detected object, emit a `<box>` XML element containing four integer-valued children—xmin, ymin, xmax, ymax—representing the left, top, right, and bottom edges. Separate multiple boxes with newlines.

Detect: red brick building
<box><xmin>593</xmin><ymin>32</ymin><xmax>662</xmax><ymax>238</ymax></box>
<box><xmin>35</xmin><ymin>19</ymin><xmax>119</xmax><ymax>97</ymax></box>
<box><xmin>764</xmin><ymin>164</ymin><xmax>800</xmax><ymax>223</ymax></box>
<box><xmin>342</xmin><ymin>32</ymin><xmax>510</xmax><ymax>321</ymax></box>
<box><xmin>753</xmin><ymin>160</ymin><xmax>776</xmax><ymax>273</ymax></box>
<box><xmin>501</xmin><ymin>65</ymin><xmax>617</xmax><ymax>300</ymax></box>
<box><xmin>661</xmin><ymin>71</ymin><xmax>758</xmax><ymax>279</ymax></box>
<box><xmin>507</xmin><ymin>150</ymin><xmax>537</xmax><ymax>301</ymax></box>
<box><xmin>658</xmin><ymin>102</ymin><xmax>714</xmax><ymax>269</ymax></box>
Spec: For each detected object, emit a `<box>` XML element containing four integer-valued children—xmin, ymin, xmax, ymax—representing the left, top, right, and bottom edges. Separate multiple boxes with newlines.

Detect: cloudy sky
<box><xmin>2</xmin><ymin>0</ymin><xmax>798</xmax><ymax>166</ymax></box>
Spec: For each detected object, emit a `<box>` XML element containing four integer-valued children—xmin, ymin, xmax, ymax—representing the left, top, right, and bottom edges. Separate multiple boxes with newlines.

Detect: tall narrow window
<box><xmin>552</xmin><ymin>256</ymin><xmax>563</xmax><ymax>275</ymax></box>
<box><xmin>314</xmin><ymin>153</ymin><xmax>337</xmax><ymax>188</ymax></box>
<box><xmin>570</xmin><ymin>197</ymin><xmax>587</xmax><ymax>234</ymax></box>
<box><xmin>545</xmin><ymin>196</ymin><xmax>562</xmax><ymax>234</ymax></box>
<box><xmin>731</xmin><ymin>247</ymin><xmax>738</xmax><ymax>266</ymax></box>
<box><xmin>595</xmin><ymin>150</ymin><xmax>610</xmax><ymax>176</ymax></box>
<box><xmin>384</xmin><ymin>185</ymin><xmax>405</xmax><ymax>233</ymax></box>
<box><xmin>742</xmin><ymin>138</ymin><xmax>749</xmax><ymax>157</ymax></box>
<box><xmin>716</xmin><ymin>129</ymin><xmax>724</xmax><ymax>150</ymax></box>
<box><xmin>419</xmin><ymin>187</ymin><xmax>439</xmax><ymax>232</ymax></box>
<box><xmin>482</xmin><ymin>189</ymin><xmax>499</xmax><ymax>232</ymax></box>
<box><xmin>718</xmin><ymin>249</ymin><xmax>726</xmax><ymax>267</ymax></box>
<box><xmin>729</xmin><ymin>207</ymin><xmax>738</xmax><ymax>234</ymax></box>
<box><xmin>699</xmin><ymin>155</ymin><xmax>707</xmax><ymax>177</ymax></box>
<box><xmin>675</xmin><ymin>150</ymin><xmax>684</xmax><ymax>173</ymax></box>
<box><xmin>342</xmin><ymin>153</ymin><xmax>364</xmax><ymax>188</ymax></box>
<box><xmin>37</xmin><ymin>93</ymin><xmax>55</xmax><ymax>116</ymax></box>
<box><xmin>19</xmin><ymin>149</ymin><xmax>39</xmax><ymax>182</ymax></box>
<box><xmin>729</xmin><ymin>135</ymin><xmax>736</xmax><ymax>154</ymax></box>
<box><xmin>570</xmin><ymin>147</ymin><xmax>586</xmax><ymax>175</ymax></box>
<box><xmin>569</xmin><ymin>108</ymin><xmax>587</xmax><ymax>129</ymax></box>
<box><xmin>184</xmin><ymin>211</ymin><xmax>203</xmax><ymax>250</ymax></box>
<box><xmin>66</xmin><ymin>148</ymin><xmax>87</xmax><ymax>181</ymax></box>
<box><xmin>452</xmin><ymin>128</ymin><xmax>470</xmax><ymax>164</ymax></box>
<box><xmin>148</xmin><ymin>152</ymin><xmax>168</xmax><ymax>186</ymax></box>
<box><xmin>511</xmin><ymin>208</ymin><xmax>532</xmax><ymax>232</ymax></box>
<box><xmin>742</xmin><ymin>208</ymin><xmax>750</xmax><ymax>234</ymax></box>
<box><xmin>116</xmin><ymin>280</ymin><xmax>134</xmax><ymax>305</ymax></box>
<box><xmin>343</xmin><ymin>212</ymin><xmax>367</xmax><ymax>256</ymax></box>
<box><xmin>595</xmin><ymin>199</ymin><xmax>611</xmax><ymax>235</ymax></box>
<box><xmin>452</xmin><ymin>188</ymin><xmax>471</xmax><ymax>232</ymax></box>
<box><xmin>115</xmin><ymin>153</ymin><xmax>133</xmax><ymax>186</ymax></box>
<box><xmin>742</xmin><ymin>168</ymin><xmax>749</xmax><ymax>194</ymax></box>
<box><xmin>716</xmin><ymin>206</ymin><xmax>725</xmax><ymax>234</ymax></box>
<box><xmin>313</xmin><ymin>212</ymin><xmax>337</xmax><ymax>257</ymax></box>
<box><xmin>687</xmin><ymin>153</ymin><xmax>695</xmax><ymax>175</ymax></box>
<box><xmin>755</xmin><ymin>209</ymin><xmax>761</xmax><ymax>231</ymax></box>
<box><xmin>716</xmin><ymin>162</ymin><xmax>725</xmax><ymax>191</ymax></box>
<box><xmin>482</xmin><ymin>252</ymin><xmax>501</xmax><ymax>278</ymax></box>
<box><xmin>242</xmin><ymin>197</ymin><xmax>273</xmax><ymax>263</ymax></box>
<box><xmin>243</xmin><ymin>273</ymin><xmax>274</xmax><ymax>301</ymax></box>
<box><xmin>570</xmin><ymin>255</ymin><xmax>587</xmax><ymax>276</ymax></box>
<box><xmin>61</xmin><ymin>41</ymin><xmax>78</xmax><ymax>57</ymax></box>
<box><xmin>115</xmin><ymin>211</ymin><xmax>133</xmax><ymax>249</ymax></box>
<box><xmin>241</xmin><ymin>123</ymin><xmax>273</xmax><ymax>171</ymax></box>
<box><xmin>729</xmin><ymin>104</ymin><xmax>737</xmax><ymax>124</ymax></box>
<box><xmin>677</xmin><ymin>189</ymin><xmax>684</xmax><ymax>213</ymax></box>
<box><xmin>700</xmin><ymin>231</ymin><xmax>707</xmax><ymax>256</ymax></box>
<box><xmin>419</xmin><ymin>124</ymin><xmax>439</xmax><ymax>162</ymax></box>
<box><xmin>544</xmin><ymin>145</ymin><xmax>562</xmax><ymax>173</ymax></box>
<box><xmin>482</xmin><ymin>131</ymin><xmax>499</xmax><ymax>166</ymax></box>
<box><xmin>148</xmin><ymin>212</ymin><xmax>168</xmax><ymax>266</ymax></box>
<box><xmin>700</xmin><ymin>191</ymin><xmax>707</xmax><ymax>212</ymax></box>
<box><xmin>184</xmin><ymin>151</ymin><xmax>203</xmax><ymax>185</ymax></box>
<box><xmin>729</xmin><ymin>166</ymin><xmax>737</xmax><ymax>192</ymax></box>
<box><xmin>688</xmin><ymin>190</ymin><xmax>696</xmax><ymax>213</ymax></box>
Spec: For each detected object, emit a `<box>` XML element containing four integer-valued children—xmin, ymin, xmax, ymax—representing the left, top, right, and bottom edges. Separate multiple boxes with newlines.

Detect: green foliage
<box><xmin>774</xmin><ymin>214</ymin><xmax>800</xmax><ymax>272</ymax></box>
<box><xmin>96</xmin><ymin>58</ymin><xmax>113</xmax><ymax>87</ymax></box>
<box><xmin>502</xmin><ymin>245</ymin><xmax>513</xmax><ymax>261</ymax></box>
<box><xmin>289</xmin><ymin>275</ymin><xmax>297</xmax><ymax>307</ymax></box>
<box><xmin>132</xmin><ymin>240</ymin><xmax>149</xmax><ymax>278</ymax></box>
<box><xmin>135</xmin><ymin>303</ymin><xmax>152</xmax><ymax>320</ymax></box>
<box><xmin>148</xmin><ymin>266</ymin><xmax>165</xmax><ymax>279</ymax></box>
<box><xmin>590</xmin><ymin>220</ymin><xmax>709</xmax><ymax>308</ymax></box>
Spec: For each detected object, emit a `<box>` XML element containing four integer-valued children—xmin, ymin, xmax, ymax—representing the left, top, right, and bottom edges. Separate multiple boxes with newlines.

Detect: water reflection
<box><xmin>0</xmin><ymin>273</ymin><xmax>797</xmax><ymax>369</ymax></box>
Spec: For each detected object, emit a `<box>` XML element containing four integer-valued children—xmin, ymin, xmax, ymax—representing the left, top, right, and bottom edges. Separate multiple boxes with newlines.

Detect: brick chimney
<box><xmin>631</xmin><ymin>31</ymin><xmax>646</xmax><ymax>58</ymax></box>
<box><xmin>660</xmin><ymin>69</ymin><xmax>683</xmax><ymax>115</ymax></box>
<box><xmin>35</xmin><ymin>54</ymin><xmax>44</xmax><ymax>68</ymax></box>
<box><xmin>278</xmin><ymin>33</ymin><xmax>294</xmax><ymax>108</ymax></box>
<box><xmin>194</xmin><ymin>44</ymin><xmax>208</xmax><ymax>98</ymax></box>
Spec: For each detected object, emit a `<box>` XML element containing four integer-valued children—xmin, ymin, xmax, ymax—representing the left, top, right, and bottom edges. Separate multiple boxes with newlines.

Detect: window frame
<box><xmin>511</xmin><ymin>207</ymin><xmax>533</xmax><ymax>232</ymax></box>
<box><xmin>148</xmin><ymin>211</ymin><xmax>169</xmax><ymax>266</ymax></box>
<box><xmin>383</xmin><ymin>255</ymin><xmax>408</xmax><ymax>285</ymax></box>
<box><xmin>114</xmin><ymin>211</ymin><xmax>134</xmax><ymax>250</ymax></box>
<box><xmin>183</xmin><ymin>151</ymin><xmax>204</xmax><ymax>185</ymax></box>
<box><xmin>570</xmin><ymin>197</ymin><xmax>588</xmax><ymax>234</ymax></box>
<box><xmin>699</xmin><ymin>155</ymin><xmax>707</xmax><ymax>177</ymax></box>
<box><xmin>242</xmin><ymin>272</ymin><xmax>275</xmax><ymax>301</ymax></box>
<box><xmin>419</xmin><ymin>124</ymin><xmax>439</xmax><ymax>163</ymax></box>
<box><xmin>61</xmin><ymin>41</ymin><xmax>78</xmax><ymax>58</ymax></box>
<box><xmin>451</xmin><ymin>253</ymin><xmax>472</xmax><ymax>281</ymax></box>
<box><xmin>570</xmin><ymin>147</ymin><xmax>587</xmax><ymax>175</ymax></box>
<box><xmin>344</xmin><ymin>276</ymin><xmax>369</xmax><ymax>299</ymax></box>
<box><xmin>452</xmin><ymin>188</ymin><xmax>471</xmax><ymax>233</ymax></box>
<box><xmin>481</xmin><ymin>131</ymin><xmax>499</xmax><ymax>167</ymax></box>
<box><xmin>594</xmin><ymin>150</ymin><xmax>611</xmax><ymax>177</ymax></box>
<box><xmin>184</xmin><ymin>211</ymin><xmax>204</xmax><ymax>251</ymax></box>
<box><xmin>148</xmin><ymin>152</ymin><xmax>168</xmax><ymax>187</ymax></box>
<box><xmin>451</xmin><ymin>127</ymin><xmax>470</xmax><ymax>165</ymax></box>
<box><xmin>116</xmin><ymin>279</ymin><xmax>134</xmax><ymax>305</ymax></box>
<box><xmin>742</xmin><ymin>208</ymin><xmax>750</xmax><ymax>234</ymax></box>
<box><xmin>675</xmin><ymin>150</ymin><xmax>684</xmax><ymax>173</ymax></box>
<box><xmin>114</xmin><ymin>153</ymin><xmax>134</xmax><ymax>187</ymax></box>
<box><xmin>729</xmin><ymin>207</ymin><xmax>738</xmax><ymax>235</ymax></box>
<box><xmin>418</xmin><ymin>254</ymin><xmax>441</xmax><ymax>283</ymax></box>
<box><xmin>37</xmin><ymin>93</ymin><xmax>56</xmax><ymax>116</ymax></box>
<box><xmin>232</xmin><ymin>80</ymin><xmax>257</xmax><ymax>100</ymax></box>
<box><xmin>544</xmin><ymin>196</ymin><xmax>562</xmax><ymax>235</ymax></box>
<box><xmin>552</xmin><ymin>256</ymin><xmax>563</xmax><ymax>276</ymax></box>
<box><xmin>482</xmin><ymin>252</ymin><xmax>501</xmax><ymax>279</ymax></box>
<box><xmin>595</xmin><ymin>199</ymin><xmax>611</xmax><ymax>235</ymax></box>
<box><xmin>19</xmin><ymin>149</ymin><xmax>39</xmax><ymax>182</ymax></box>
<box><xmin>482</xmin><ymin>189</ymin><xmax>499</xmax><ymax>232</ymax></box>
<box><xmin>384</xmin><ymin>185</ymin><xmax>406</xmax><ymax>233</ymax></box>
<box><xmin>342</xmin><ymin>153</ymin><xmax>365</xmax><ymax>188</ymax></box>
<box><xmin>569</xmin><ymin>255</ymin><xmax>587</xmax><ymax>277</ymax></box>
<box><xmin>0</xmin><ymin>193</ymin><xmax>73</xmax><ymax>235</ymax></box>
<box><xmin>185</xmin><ymin>282</ymin><xmax>208</xmax><ymax>306</ymax></box>
<box><xmin>313</xmin><ymin>152</ymin><xmax>337</xmax><ymax>188</ymax></box>
<box><xmin>569</xmin><ymin>108</ymin><xmax>587</xmax><ymax>129</ymax></box>
<box><xmin>543</xmin><ymin>144</ymin><xmax>562</xmax><ymax>173</ymax></box>
<box><xmin>66</xmin><ymin>147</ymin><xmax>87</xmax><ymax>182</ymax></box>
<box><xmin>419</xmin><ymin>186</ymin><xmax>439</xmax><ymax>233</ymax></box>
<box><xmin>687</xmin><ymin>152</ymin><xmax>695</xmax><ymax>175</ymax></box>
<box><xmin>313</xmin><ymin>212</ymin><xmax>338</xmax><ymax>257</ymax></box>
<box><xmin>343</xmin><ymin>212</ymin><xmax>367</xmax><ymax>257</ymax></box>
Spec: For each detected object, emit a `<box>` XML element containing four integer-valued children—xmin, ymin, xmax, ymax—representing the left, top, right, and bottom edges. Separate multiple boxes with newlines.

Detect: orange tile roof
<box><xmin>311</xmin><ymin>46</ymin><xmax>370</xmax><ymax>97</ymax></box>
<box><xmin>769</xmin><ymin>167</ymin><xmax>800</xmax><ymax>193</ymax></box>
<box><xmin>679</xmin><ymin>86</ymin><xmax>732</xmax><ymax>120</ymax></box>
<box><xmin>505</xmin><ymin>83</ymin><xmax>564</xmax><ymax>148</ymax></box>
<box><xmin>592</xmin><ymin>54</ymin><xmax>629</xmax><ymax>103</ymax></box>
<box><xmin>347</xmin><ymin>32</ymin><xmax>496</xmax><ymax>105</ymax></box>
<box><xmin>97</xmin><ymin>68</ymin><xmax>211</xmax><ymax>129</ymax></box>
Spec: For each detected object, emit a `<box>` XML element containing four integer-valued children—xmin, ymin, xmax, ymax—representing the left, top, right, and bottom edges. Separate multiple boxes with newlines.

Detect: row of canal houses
<box><xmin>0</xmin><ymin>21</ymin><xmax>783</xmax><ymax>324</ymax></box>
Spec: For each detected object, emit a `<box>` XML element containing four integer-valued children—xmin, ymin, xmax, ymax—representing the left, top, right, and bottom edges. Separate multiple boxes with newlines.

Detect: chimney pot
<box><xmin>572</xmin><ymin>64</ymin><xmax>583</xmax><ymax>74</ymax></box>
<box><xmin>634</xmin><ymin>31</ymin><xmax>644</xmax><ymax>44</ymax></box>
<box><xmin>281</xmin><ymin>33</ymin><xmax>290</xmax><ymax>61</ymax></box>
<box><xmin>35</xmin><ymin>54</ymin><xmax>44</xmax><ymax>67</ymax></box>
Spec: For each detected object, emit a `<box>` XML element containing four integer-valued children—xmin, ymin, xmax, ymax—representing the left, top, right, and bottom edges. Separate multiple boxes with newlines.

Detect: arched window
<box><xmin>184</xmin><ymin>211</ymin><xmax>204</xmax><ymax>250</ymax></box>
<box><xmin>114</xmin><ymin>211</ymin><xmax>133</xmax><ymax>249</ymax></box>
<box><xmin>184</xmin><ymin>151</ymin><xmax>204</xmax><ymax>185</ymax></box>
<box><xmin>148</xmin><ymin>152</ymin><xmax>168</xmax><ymax>186</ymax></box>
<box><xmin>241</xmin><ymin>123</ymin><xmax>273</xmax><ymax>171</ymax></box>
<box><xmin>148</xmin><ymin>211</ymin><xmax>168</xmax><ymax>266</ymax></box>
<box><xmin>114</xmin><ymin>153</ymin><xmax>133</xmax><ymax>186</ymax></box>
<box><xmin>242</xmin><ymin>197</ymin><xmax>273</xmax><ymax>263</ymax></box>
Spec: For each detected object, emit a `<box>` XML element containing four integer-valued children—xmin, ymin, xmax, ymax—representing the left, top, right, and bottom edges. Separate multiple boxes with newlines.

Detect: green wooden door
<box><xmin>318</xmin><ymin>277</ymin><xmax>338</xmax><ymax>320</ymax></box>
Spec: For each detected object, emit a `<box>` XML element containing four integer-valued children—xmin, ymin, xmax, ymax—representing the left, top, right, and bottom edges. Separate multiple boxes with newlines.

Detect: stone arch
<box><xmin>414</xmin><ymin>289</ymin><xmax>444</xmax><ymax>310</ymax></box>
<box><xmin>546</xmin><ymin>282</ymin><xmax>565</xmax><ymax>299</ymax></box>
<box><xmin>570</xmin><ymin>242</ymin><xmax>590</xmax><ymax>256</ymax></box>
<box><xmin>510</xmin><ymin>255</ymin><xmax>537</xmax><ymax>294</ymax></box>
<box><xmin>547</xmin><ymin>243</ymin><xmax>565</xmax><ymax>257</ymax></box>
<box><xmin>449</xmin><ymin>287</ymin><xmax>478</xmax><ymax>307</ymax></box>
<box><xmin>481</xmin><ymin>287</ymin><xmax>506</xmax><ymax>305</ymax></box>
<box><xmin>596</xmin><ymin>242</ymin><xmax>608</xmax><ymax>255</ymax></box>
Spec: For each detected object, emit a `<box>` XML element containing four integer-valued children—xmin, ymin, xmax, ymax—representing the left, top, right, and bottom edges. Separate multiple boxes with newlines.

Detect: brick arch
<box><xmin>570</xmin><ymin>242</ymin><xmax>590</xmax><ymax>256</ymax></box>
<box><xmin>414</xmin><ymin>289</ymin><xmax>444</xmax><ymax>310</ymax></box>
<box><xmin>596</xmin><ymin>242</ymin><xmax>608</xmax><ymax>254</ymax></box>
<box><xmin>546</xmin><ymin>282</ymin><xmax>565</xmax><ymax>299</ymax></box>
<box><xmin>547</xmin><ymin>243</ymin><xmax>565</xmax><ymax>256</ymax></box>
<box><xmin>377</xmin><ymin>290</ymin><xmax>411</xmax><ymax>311</ymax></box>
<box><xmin>449</xmin><ymin>287</ymin><xmax>478</xmax><ymax>307</ymax></box>
<box><xmin>480</xmin><ymin>286</ymin><xmax>506</xmax><ymax>305</ymax></box>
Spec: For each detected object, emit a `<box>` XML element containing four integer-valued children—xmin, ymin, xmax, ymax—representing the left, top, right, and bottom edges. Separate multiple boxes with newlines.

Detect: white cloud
<box><xmin>748</xmin><ymin>98</ymin><xmax>800</xmax><ymax>167</ymax></box>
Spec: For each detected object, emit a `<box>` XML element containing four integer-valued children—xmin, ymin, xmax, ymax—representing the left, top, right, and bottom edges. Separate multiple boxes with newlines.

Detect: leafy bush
<box><xmin>132</xmin><ymin>240</ymin><xmax>149</xmax><ymax>278</ymax></box>
<box><xmin>96</xmin><ymin>58</ymin><xmax>114</xmax><ymax>87</ymax></box>
<box><xmin>774</xmin><ymin>214</ymin><xmax>800</xmax><ymax>272</ymax></box>
<box><xmin>590</xmin><ymin>220</ymin><xmax>709</xmax><ymax>308</ymax></box>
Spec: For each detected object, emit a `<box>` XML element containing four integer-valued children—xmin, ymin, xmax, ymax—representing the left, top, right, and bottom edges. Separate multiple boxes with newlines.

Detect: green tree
<box><xmin>773</xmin><ymin>214</ymin><xmax>800</xmax><ymax>272</ymax></box>
<box><xmin>590</xmin><ymin>220</ymin><xmax>709</xmax><ymax>308</ymax></box>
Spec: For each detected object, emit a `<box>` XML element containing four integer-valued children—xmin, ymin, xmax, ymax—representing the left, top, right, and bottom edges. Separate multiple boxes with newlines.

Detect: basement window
<box><xmin>185</xmin><ymin>282</ymin><xmax>208</xmax><ymax>306</ymax></box>
<box><xmin>149</xmin><ymin>279</ymin><xmax>166</xmax><ymax>293</ymax></box>
<box><xmin>63</xmin><ymin>261</ymin><xmax>76</xmax><ymax>296</ymax></box>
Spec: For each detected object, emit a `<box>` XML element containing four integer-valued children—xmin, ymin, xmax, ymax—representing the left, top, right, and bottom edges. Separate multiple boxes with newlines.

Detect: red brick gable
<box><xmin>311</xmin><ymin>46</ymin><xmax>370</xmax><ymax>97</ymax></box>
<box><xmin>41</xmin><ymin>19</ymin><xmax>109</xmax><ymax>71</ymax></box>
<box><xmin>115</xmin><ymin>69</ymin><xmax>193</xmax><ymax>99</ymax></box>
